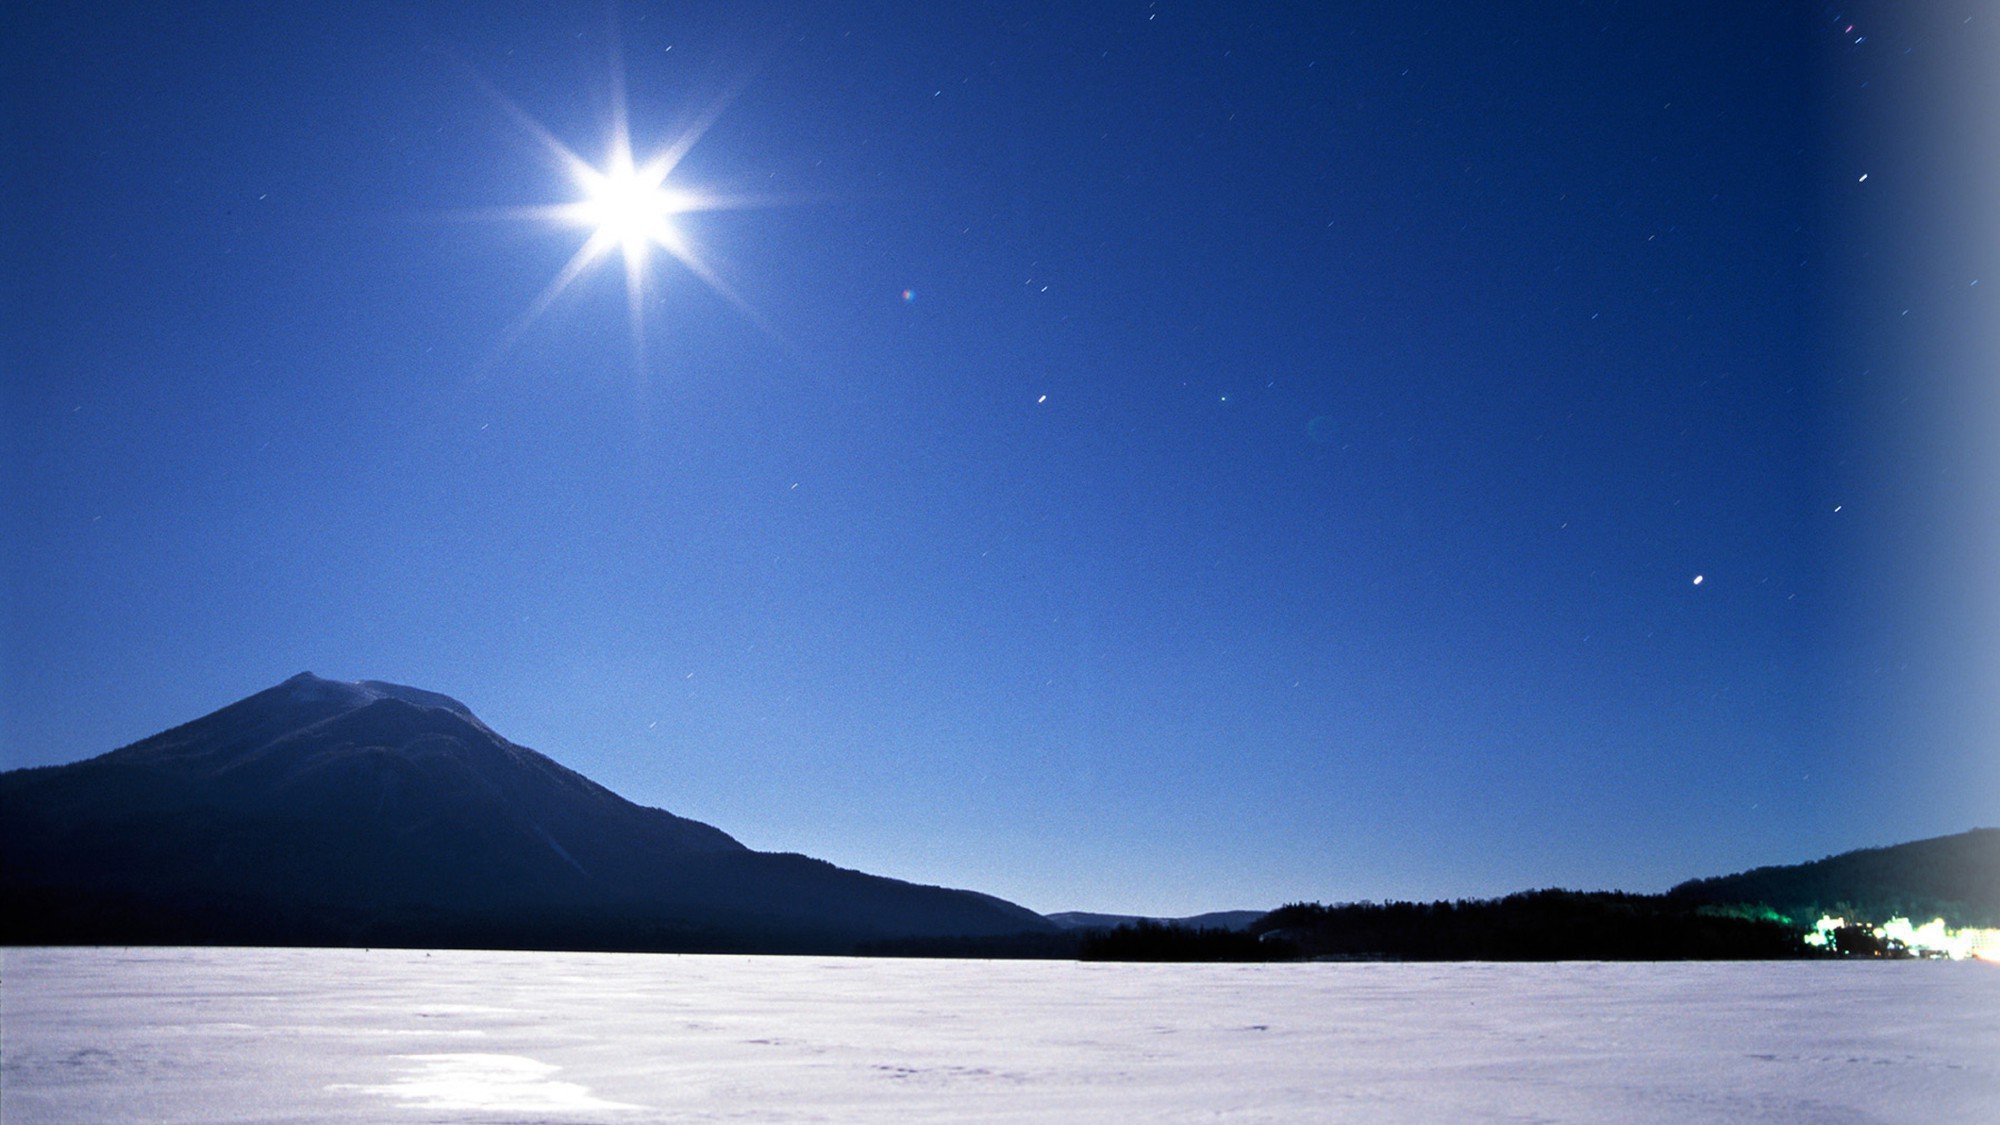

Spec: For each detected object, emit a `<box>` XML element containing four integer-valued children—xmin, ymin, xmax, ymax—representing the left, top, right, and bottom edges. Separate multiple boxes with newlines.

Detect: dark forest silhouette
<box><xmin>1249</xmin><ymin>891</ymin><xmax>1810</xmax><ymax>961</ymax></box>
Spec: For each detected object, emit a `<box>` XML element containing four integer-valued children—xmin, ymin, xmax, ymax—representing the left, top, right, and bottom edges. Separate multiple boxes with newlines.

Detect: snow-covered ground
<box><xmin>4</xmin><ymin>947</ymin><xmax>1995</xmax><ymax>1122</ymax></box>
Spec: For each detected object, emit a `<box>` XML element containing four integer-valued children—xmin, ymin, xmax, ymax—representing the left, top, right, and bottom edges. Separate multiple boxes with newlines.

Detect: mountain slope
<box><xmin>1</xmin><ymin>673</ymin><xmax>1051</xmax><ymax>952</ymax></box>
<box><xmin>1665</xmin><ymin>828</ymin><xmax>2000</xmax><ymax>927</ymax></box>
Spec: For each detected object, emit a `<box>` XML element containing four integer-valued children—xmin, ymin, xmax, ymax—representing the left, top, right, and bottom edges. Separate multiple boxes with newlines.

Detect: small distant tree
<box><xmin>1828</xmin><ymin>923</ymin><xmax>1910</xmax><ymax>958</ymax></box>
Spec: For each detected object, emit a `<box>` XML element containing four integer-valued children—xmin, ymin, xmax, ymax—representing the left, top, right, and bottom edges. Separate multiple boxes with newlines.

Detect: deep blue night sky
<box><xmin>6</xmin><ymin>2</ymin><xmax>1995</xmax><ymax>914</ymax></box>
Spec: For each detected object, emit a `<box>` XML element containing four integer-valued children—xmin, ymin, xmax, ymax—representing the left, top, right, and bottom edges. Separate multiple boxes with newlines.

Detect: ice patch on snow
<box><xmin>333</xmin><ymin>1052</ymin><xmax>642</xmax><ymax>1113</ymax></box>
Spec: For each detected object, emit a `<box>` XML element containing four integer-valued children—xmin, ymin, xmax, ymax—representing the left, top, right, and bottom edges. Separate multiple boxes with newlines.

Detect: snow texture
<box><xmin>3</xmin><ymin>947</ymin><xmax>1995</xmax><ymax>1122</ymax></box>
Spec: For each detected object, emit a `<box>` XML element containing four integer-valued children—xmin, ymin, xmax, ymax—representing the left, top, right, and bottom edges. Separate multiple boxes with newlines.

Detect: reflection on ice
<box><xmin>339</xmin><ymin>1053</ymin><xmax>642</xmax><ymax>1113</ymax></box>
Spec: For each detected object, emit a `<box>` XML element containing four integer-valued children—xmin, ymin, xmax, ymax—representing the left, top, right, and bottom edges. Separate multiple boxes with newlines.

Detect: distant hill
<box><xmin>1665</xmin><ymin>828</ymin><xmax>2000</xmax><ymax>928</ymax></box>
<box><xmin>1233</xmin><ymin>831</ymin><xmax>2000</xmax><ymax>963</ymax></box>
<box><xmin>1045</xmin><ymin>910</ymin><xmax>1265</xmax><ymax>932</ymax></box>
<box><xmin>0</xmin><ymin>673</ymin><xmax>1053</xmax><ymax>953</ymax></box>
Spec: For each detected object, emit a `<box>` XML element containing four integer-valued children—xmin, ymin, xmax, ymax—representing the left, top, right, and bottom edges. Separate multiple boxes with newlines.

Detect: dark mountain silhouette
<box><xmin>1665</xmin><ymin>828</ymin><xmax>2000</xmax><ymax>928</ymax></box>
<box><xmin>1</xmin><ymin>673</ymin><xmax>1053</xmax><ymax>952</ymax></box>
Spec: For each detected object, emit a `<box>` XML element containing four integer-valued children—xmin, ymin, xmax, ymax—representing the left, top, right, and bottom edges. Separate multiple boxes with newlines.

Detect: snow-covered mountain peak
<box><xmin>278</xmin><ymin>672</ymin><xmax>484</xmax><ymax>726</ymax></box>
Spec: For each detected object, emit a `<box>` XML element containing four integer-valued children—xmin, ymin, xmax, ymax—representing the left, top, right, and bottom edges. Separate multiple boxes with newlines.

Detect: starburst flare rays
<box><xmin>467</xmin><ymin>69</ymin><xmax>775</xmax><ymax>366</ymax></box>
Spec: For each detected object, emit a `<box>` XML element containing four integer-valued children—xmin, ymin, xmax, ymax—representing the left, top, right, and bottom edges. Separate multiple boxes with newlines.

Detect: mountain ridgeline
<box><xmin>5</xmin><ymin>674</ymin><xmax>1992</xmax><ymax>959</ymax></box>
<box><xmin>0</xmin><ymin>674</ymin><xmax>1052</xmax><ymax>953</ymax></box>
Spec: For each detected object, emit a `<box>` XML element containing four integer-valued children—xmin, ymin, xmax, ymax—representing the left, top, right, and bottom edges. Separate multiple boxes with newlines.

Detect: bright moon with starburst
<box><xmin>476</xmin><ymin>74</ymin><xmax>764</xmax><ymax>361</ymax></box>
<box><xmin>564</xmin><ymin>139</ymin><xmax>700</xmax><ymax>285</ymax></box>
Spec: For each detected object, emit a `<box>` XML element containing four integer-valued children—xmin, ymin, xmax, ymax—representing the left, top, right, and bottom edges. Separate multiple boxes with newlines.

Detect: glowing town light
<box><xmin>1806</xmin><ymin>914</ymin><xmax>2000</xmax><ymax>960</ymax></box>
<box><xmin>1803</xmin><ymin>915</ymin><xmax>1846</xmax><ymax>950</ymax></box>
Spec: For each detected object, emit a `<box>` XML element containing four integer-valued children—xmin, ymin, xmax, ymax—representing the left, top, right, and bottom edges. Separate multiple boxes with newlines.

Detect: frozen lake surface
<box><xmin>4</xmin><ymin>947</ymin><xmax>1996</xmax><ymax>1122</ymax></box>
